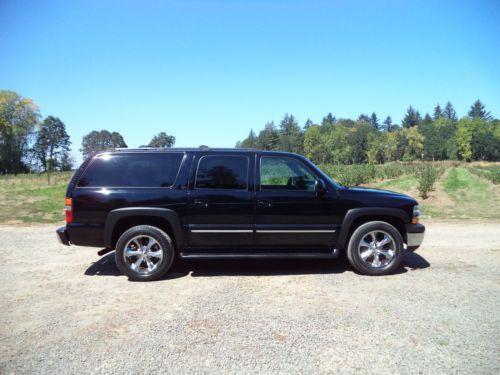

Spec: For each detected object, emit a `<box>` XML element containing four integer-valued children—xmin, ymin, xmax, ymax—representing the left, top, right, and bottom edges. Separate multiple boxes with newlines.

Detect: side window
<box><xmin>195</xmin><ymin>155</ymin><xmax>248</xmax><ymax>190</ymax></box>
<box><xmin>77</xmin><ymin>153</ymin><xmax>184</xmax><ymax>187</ymax></box>
<box><xmin>260</xmin><ymin>157</ymin><xmax>316</xmax><ymax>191</ymax></box>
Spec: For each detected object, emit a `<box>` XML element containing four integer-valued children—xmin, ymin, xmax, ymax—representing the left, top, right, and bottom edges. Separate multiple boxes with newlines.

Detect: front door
<box><xmin>187</xmin><ymin>153</ymin><xmax>255</xmax><ymax>249</ymax></box>
<box><xmin>254</xmin><ymin>155</ymin><xmax>338</xmax><ymax>249</ymax></box>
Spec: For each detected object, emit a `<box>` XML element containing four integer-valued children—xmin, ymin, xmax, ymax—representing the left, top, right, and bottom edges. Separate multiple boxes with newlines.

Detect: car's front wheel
<box><xmin>115</xmin><ymin>225</ymin><xmax>175</xmax><ymax>281</ymax></box>
<box><xmin>346</xmin><ymin>221</ymin><xmax>404</xmax><ymax>276</ymax></box>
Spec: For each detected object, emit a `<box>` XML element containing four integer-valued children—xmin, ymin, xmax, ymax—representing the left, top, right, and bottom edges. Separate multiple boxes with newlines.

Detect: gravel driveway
<box><xmin>1</xmin><ymin>222</ymin><xmax>499</xmax><ymax>374</ymax></box>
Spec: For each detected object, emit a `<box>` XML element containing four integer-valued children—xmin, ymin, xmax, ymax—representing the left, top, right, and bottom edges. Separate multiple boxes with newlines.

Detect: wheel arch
<box><xmin>337</xmin><ymin>208</ymin><xmax>410</xmax><ymax>250</ymax></box>
<box><xmin>104</xmin><ymin>207</ymin><xmax>185</xmax><ymax>249</ymax></box>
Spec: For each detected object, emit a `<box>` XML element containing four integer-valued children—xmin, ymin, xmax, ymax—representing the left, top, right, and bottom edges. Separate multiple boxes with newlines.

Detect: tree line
<box><xmin>2</xmin><ymin>89</ymin><xmax>499</xmax><ymax>175</ymax></box>
<box><xmin>0</xmin><ymin>90</ymin><xmax>176</xmax><ymax>174</ymax></box>
<box><xmin>236</xmin><ymin>100</ymin><xmax>499</xmax><ymax>164</ymax></box>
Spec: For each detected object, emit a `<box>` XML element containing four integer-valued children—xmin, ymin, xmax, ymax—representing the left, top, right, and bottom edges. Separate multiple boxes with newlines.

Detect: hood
<box><xmin>341</xmin><ymin>186</ymin><xmax>418</xmax><ymax>206</ymax></box>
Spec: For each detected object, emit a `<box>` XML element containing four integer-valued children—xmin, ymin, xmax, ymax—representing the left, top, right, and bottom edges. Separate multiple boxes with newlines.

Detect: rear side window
<box><xmin>77</xmin><ymin>153</ymin><xmax>183</xmax><ymax>188</ymax></box>
<box><xmin>195</xmin><ymin>155</ymin><xmax>248</xmax><ymax>190</ymax></box>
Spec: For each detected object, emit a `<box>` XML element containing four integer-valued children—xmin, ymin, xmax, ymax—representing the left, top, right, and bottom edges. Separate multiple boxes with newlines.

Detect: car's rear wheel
<box><xmin>346</xmin><ymin>221</ymin><xmax>404</xmax><ymax>276</ymax></box>
<box><xmin>115</xmin><ymin>225</ymin><xmax>175</xmax><ymax>281</ymax></box>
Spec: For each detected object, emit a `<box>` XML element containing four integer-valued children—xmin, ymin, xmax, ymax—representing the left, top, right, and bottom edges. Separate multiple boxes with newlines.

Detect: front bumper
<box><xmin>56</xmin><ymin>226</ymin><xmax>70</xmax><ymax>246</ymax></box>
<box><xmin>406</xmin><ymin>223</ymin><xmax>425</xmax><ymax>251</ymax></box>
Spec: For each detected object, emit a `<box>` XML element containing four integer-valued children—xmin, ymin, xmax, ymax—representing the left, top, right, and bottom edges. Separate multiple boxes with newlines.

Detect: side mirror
<box><xmin>315</xmin><ymin>178</ymin><xmax>327</xmax><ymax>195</ymax></box>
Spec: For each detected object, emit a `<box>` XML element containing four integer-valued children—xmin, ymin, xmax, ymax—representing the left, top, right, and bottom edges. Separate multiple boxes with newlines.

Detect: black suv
<box><xmin>57</xmin><ymin>148</ymin><xmax>425</xmax><ymax>280</ymax></box>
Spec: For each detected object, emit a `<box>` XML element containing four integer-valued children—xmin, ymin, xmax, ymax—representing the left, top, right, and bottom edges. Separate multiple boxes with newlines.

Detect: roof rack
<box><xmin>109</xmin><ymin>147</ymin><xmax>257</xmax><ymax>152</ymax></box>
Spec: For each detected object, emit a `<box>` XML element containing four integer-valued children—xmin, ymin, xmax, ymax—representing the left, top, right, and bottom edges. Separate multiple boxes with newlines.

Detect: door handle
<box><xmin>257</xmin><ymin>199</ymin><xmax>272</xmax><ymax>208</ymax></box>
<box><xmin>194</xmin><ymin>199</ymin><xmax>209</xmax><ymax>207</ymax></box>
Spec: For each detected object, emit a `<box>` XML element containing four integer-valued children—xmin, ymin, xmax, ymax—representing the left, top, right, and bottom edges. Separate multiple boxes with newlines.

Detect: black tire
<box><xmin>115</xmin><ymin>225</ymin><xmax>175</xmax><ymax>281</ymax></box>
<box><xmin>346</xmin><ymin>221</ymin><xmax>404</xmax><ymax>276</ymax></box>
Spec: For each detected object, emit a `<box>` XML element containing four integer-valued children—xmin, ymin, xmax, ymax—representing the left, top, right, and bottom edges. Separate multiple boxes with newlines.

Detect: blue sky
<box><xmin>1</xmin><ymin>0</ymin><xmax>499</xmax><ymax>162</ymax></box>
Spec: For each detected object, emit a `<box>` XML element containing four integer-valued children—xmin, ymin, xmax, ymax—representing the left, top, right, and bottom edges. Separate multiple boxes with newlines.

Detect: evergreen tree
<box><xmin>357</xmin><ymin>114</ymin><xmax>371</xmax><ymax>123</ymax></box>
<box><xmin>240</xmin><ymin>129</ymin><xmax>258</xmax><ymax>148</ymax></box>
<box><xmin>304</xmin><ymin>118</ymin><xmax>313</xmax><ymax>130</ymax></box>
<box><xmin>257</xmin><ymin>122</ymin><xmax>279</xmax><ymax>150</ymax></box>
<box><xmin>321</xmin><ymin>113</ymin><xmax>336</xmax><ymax>127</ymax></box>
<box><xmin>423</xmin><ymin>113</ymin><xmax>433</xmax><ymax>125</ymax></box>
<box><xmin>370</xmin><ymin>112</ymin><xmax>379</xmax><ymax>130</ymax></box>
<box><xmin>433</xmin><ymin>104</ymin><xmax>443</xmax><ymax>120</ymax></box>
<box><xmin>468</xmin><ymin>99</ymin><xmax>492</xmax><ymax>121</ymax></box>
<box><xmin>443</xmin><ymin>101</ymin><xmax>457</xmax><ymax>121</ymax></box>
<box><xmin>382</xmin><ymin>116</ymin><xmax>393</xmax><ymax>132</ymax></box>
<box><xmin>402</xmin><ymin>106</ymin><xmax>422</xmax><ymax>128</ymax></box>
<box><xmin>279</xmin><ymin>114</ymin><xmax>303</xmax><ymax>153</ymax></box>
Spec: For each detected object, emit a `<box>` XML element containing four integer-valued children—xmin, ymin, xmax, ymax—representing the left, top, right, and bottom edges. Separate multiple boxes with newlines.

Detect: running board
<box><xmin>179</xmin><ymin>248</ymin><xmax>340</xmax><ymax>260</ymax></box>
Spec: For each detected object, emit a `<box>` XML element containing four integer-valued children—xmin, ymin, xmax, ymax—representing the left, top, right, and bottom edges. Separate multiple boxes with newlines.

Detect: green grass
<box><xmin>368</xmin><ymin>166</ymin><xmax>500</xmax><ymax>220</ymax></box>
<box><xmin>440</xmin><ymin>167</ymin><xmax>500</xmax><ymax>219</ymax></box>
<box><xmin>0</xmin><ymin>172</ymin><xmax>72</xmax><ymax>224</ymax></box>
<box><xmin>468</xmin><ymin>164</ymin><xmax>500</xmax><ymax>184</ymax></box>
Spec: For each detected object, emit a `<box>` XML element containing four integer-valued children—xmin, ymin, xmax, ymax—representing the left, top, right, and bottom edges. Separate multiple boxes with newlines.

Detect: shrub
<box><xmin>319</xmin><ymin>164</ymin><xmax>376</xmax><ymax>186</ymax></box>
<box><xmin>469</xmin><ymin>165</ymin><xmax>500</xmax><ymax>184</ymax></box>
<box><xmin>416</xmin><ymin>164</ymin><xmax>438</xmax><ymax>199</ymax></box>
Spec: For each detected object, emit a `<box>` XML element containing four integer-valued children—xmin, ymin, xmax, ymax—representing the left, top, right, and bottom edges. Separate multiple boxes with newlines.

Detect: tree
<box><xmin>421</xmin><ymin>117</ymin><xmax>454</xmax><ymax>161</ymax></box>
<box><xmin>279</xmin><ymin>114</ymin><xmax>303</xmax><ymax>153</ymax></box>
<box><xmin>148</xmin><ymin>132</ymin><xmax>175</xmax><ymax>148</ymax></box>
<box><xmin>349</xmin><ymin>121</ymin><xmax>375</xmax><ymax>163</ymax></box>
<box><xmin>472</xmin><ymin>118</ymin><xmax>498</xmax><ymax>160</ymax></box>
<box><xmin>33</xmin><ymin>116</ymin><xmax>71</xmax><ymax>174</ymax></box>
<box><xmin>0</xmin><ymin>90</ymin><xmax>40</xmax><ymax>174</ymax></box>
<box><xmin>468</xmin><ymin>99</ymin><xmax>492</xmax><ymax>121</ymax></box>
<box><xmin>325</xmin><ymin>125</ymin><xmax>351</xmax><ymax>164</ymax></box>
<box><xmin>357</xmin><ymin>114</ymin><xmax>371</xmax><ymax>123</ymax></box>
<box><xmin>239</xmin><ymin>129</ymin><xmax>258</xmax><ymax>148</ymax></box>
<box><xmin>402</xmin><ymin>106</ymin><xmax>421</xmax><ymax>128</ymax></box>
<box><xmin>443</xmin><ymin>101</ymin><xmax>457</xmax><ymax>121</ymax></box>
<box><xmin>433</xmin><ymin>104</ymin><xmax>443</xmax><ymax>120</ymax></box>
<box><xmin>370</xmin><ymin>112</ymin><xmax>379</xmax><ymax>130</ymax></box>
<box><xmin>304</xmin><ymin>118</ymin><xmax>313</xmax><ymax>129</ymax></box>
<box><xmin>382</xmin><ymin>116</ymin><xmax>393</xmax><ymax>132</ymax></box>
<box><xmin>257</xmin><ymin>122</ymin><xmax>279</xmax><ymax>150</ymax></box>
<box><xmin>80</xmin><ymin>130</ymin><xmax>127</xmax><ymax>158</ymax></box>
<box><xmin>400</xmin><ymin>126</ymin><xmax>424</xmax><ymax>160</ymax></box>
<box><xmin>456</xmin><ymin>118</ymin><xmax>473</xmax><ymax>161</ymax></box>
<box><xmin>304</xmin><ymin>125</ymin><xmax>325</xmax><ymax>164</ymax></box>
<box><xmin>60</xmin><ymin>151</ymin><xmax>74</xmax><ymax>171</ymax></box>
<box><xmin>321</xmin><ymin>113</ymin><xmax>336</xmax><ymax>127</ymax></box>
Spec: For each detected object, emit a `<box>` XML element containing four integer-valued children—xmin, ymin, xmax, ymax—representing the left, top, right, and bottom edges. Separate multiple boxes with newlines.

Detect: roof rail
<box><xmin>105</xmin><ymin>147</ymin><xmax>259</xmax><ymax>152</ymax></box>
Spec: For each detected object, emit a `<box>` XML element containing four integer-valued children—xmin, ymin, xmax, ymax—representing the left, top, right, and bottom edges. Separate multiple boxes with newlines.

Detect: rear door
<box><xmin>186</xmin><ymin>152</ymin><xmax>255</xmax><ymax>249</ymax></box>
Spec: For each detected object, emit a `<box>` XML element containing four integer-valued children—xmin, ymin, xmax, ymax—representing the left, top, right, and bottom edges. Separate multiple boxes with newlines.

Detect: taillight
<box><xmin>65</xmin><ymin>198</ymin><xmax>73</xmax><ymax>223</ymax></box>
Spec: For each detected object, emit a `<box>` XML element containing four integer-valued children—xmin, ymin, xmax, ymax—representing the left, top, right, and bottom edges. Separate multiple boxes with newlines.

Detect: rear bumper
<box><xmin>56</xmin><ymin>226</ymin><xmax>70</xmax><ymax>246</ymax></box>
<box><xmin>406</xmin><ymin>223</ymin><xmax>425</xmax><ymax>251</ymax></box>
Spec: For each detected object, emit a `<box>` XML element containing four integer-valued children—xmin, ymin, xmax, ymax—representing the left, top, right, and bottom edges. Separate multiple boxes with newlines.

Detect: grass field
<box><xmin>368</xmin><ymin>166</ymin><xmax>500</xmax><ymax>220</ymax></box>
<box><xmin>1</xmin><ymin>163</ymin><xmax>499</xmax><ymax>224</ymax></box>
<box><xmin>0</xmin><ymin>172</ymin><xmax>72</xmax><ymax>224</ymax></box>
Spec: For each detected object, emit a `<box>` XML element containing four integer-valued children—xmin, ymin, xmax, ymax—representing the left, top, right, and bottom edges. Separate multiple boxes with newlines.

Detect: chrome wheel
<box><xmin>357</xmin><ymin>230</ymin><xmax>396</xmax><ymax>269</ymax></box>
<box><xmin>123</xmin><ymin>235</ymin><xmax>163</xmax><ymax>274</ymax></box>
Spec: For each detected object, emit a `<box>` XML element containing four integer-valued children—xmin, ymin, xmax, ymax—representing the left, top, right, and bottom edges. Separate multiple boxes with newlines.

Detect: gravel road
<box><xmin>1</xmin><ymin>222</ymin><xmax>499</xmax><ymax>374</ymax></box>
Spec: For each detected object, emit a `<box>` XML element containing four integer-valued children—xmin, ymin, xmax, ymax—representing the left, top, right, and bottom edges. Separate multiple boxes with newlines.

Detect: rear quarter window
<box><xmin>77</xmin><ymin>153</ymin><xmax>184</xmax><ymax>188</ymax></box>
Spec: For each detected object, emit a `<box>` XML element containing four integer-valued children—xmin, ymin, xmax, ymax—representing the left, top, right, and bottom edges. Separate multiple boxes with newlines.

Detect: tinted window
<box><xmin>260</xmin><ymin>157</ymin><xmax>316</xmax><ymax>191</ymax></box>
<box><xmin>195</xmin><ymin>155</ymin><xmax>248</xmax><ymax>190</ymax></box>
<box><xmin>77</xmin><ymin>153</ymin><xmax>183</xmax><ymax>187</ymax></box>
